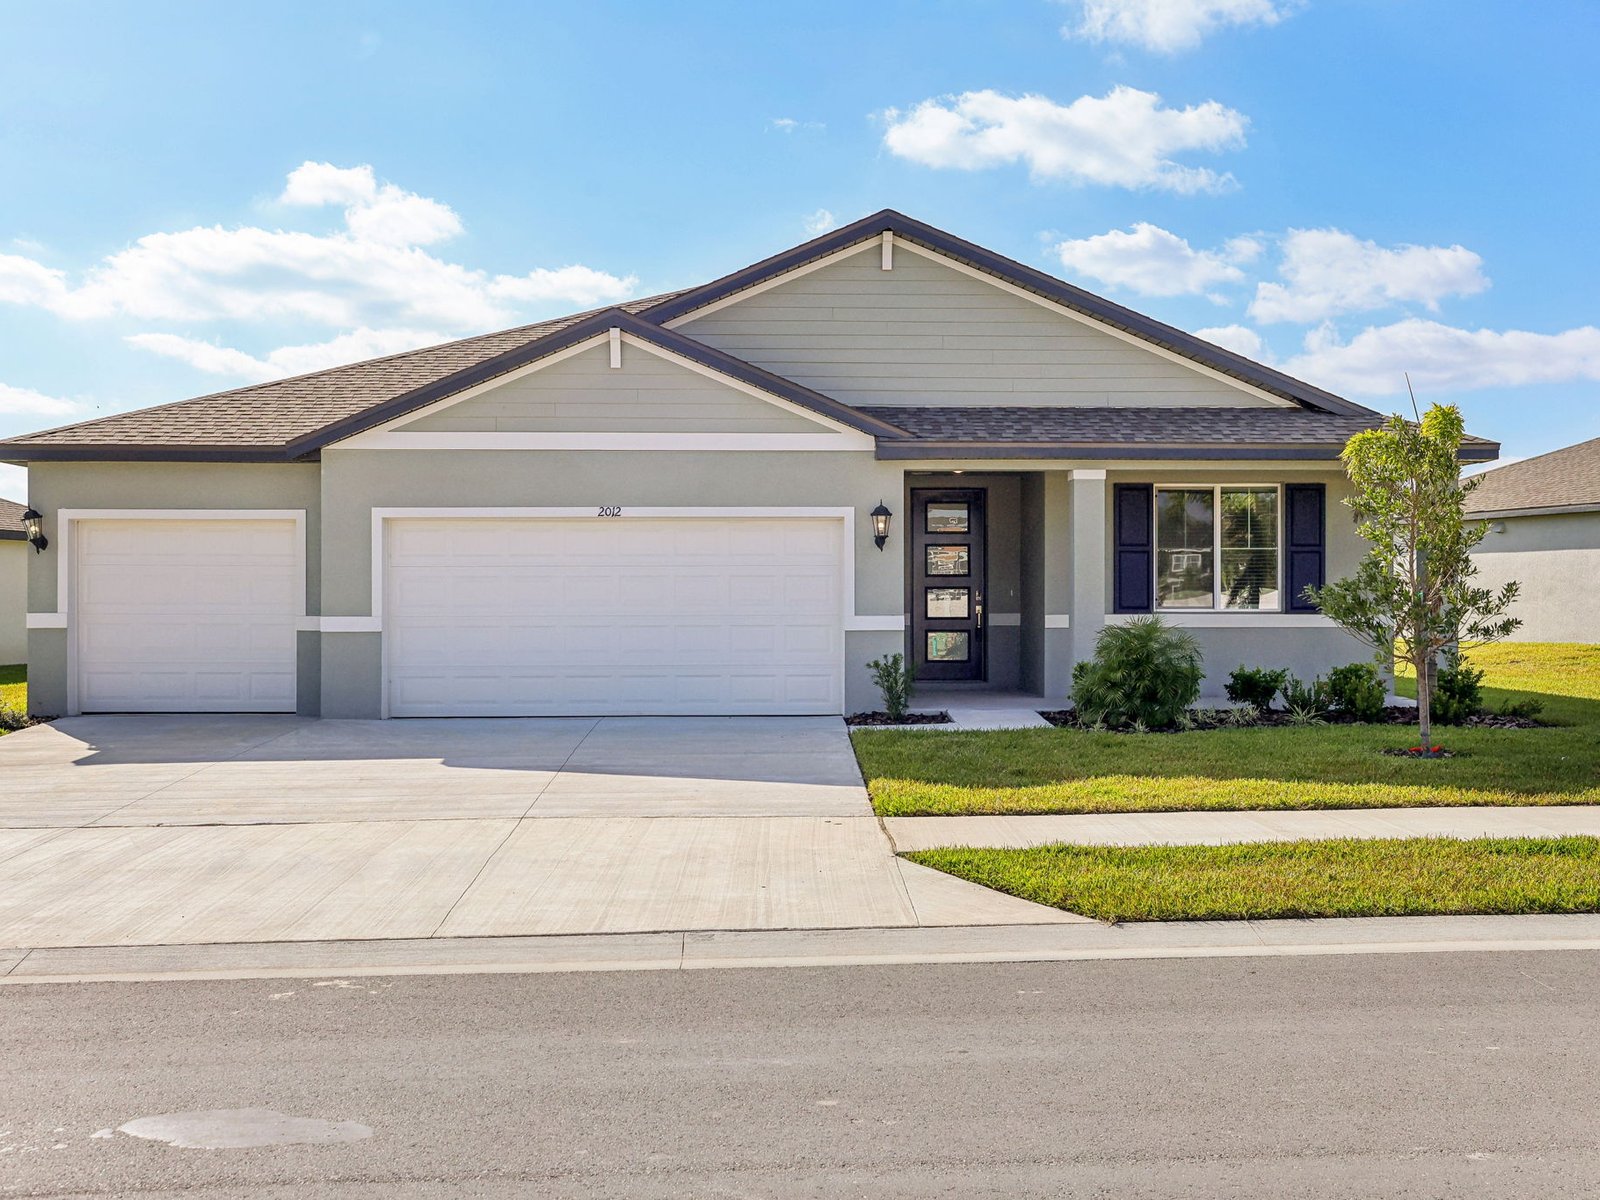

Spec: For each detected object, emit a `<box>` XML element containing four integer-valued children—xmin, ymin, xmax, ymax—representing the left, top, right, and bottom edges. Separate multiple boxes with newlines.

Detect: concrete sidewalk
<box><xmin>6</xmin><ymin>912</ymin><xmax>1600</xmax><ymax>985</ymax></box>
<box><xmin>886</xmin><ymin>804</ymin><xmax>1600</xmax><ymax>851</ymax></box>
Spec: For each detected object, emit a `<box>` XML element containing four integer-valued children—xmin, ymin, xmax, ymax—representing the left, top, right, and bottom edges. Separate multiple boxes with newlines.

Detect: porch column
<box><xmin>1067</xmin><ymin>468</ymin><xmax>1107</xmax><ymax>677</ymax></box>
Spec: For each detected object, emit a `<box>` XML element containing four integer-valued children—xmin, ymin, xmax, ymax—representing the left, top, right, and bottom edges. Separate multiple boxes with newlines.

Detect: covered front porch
<box><xmin>869</xmin><ymin>462</ymin><xmax>1365</xmax><ymax>717</ymax></box>
<box><xmin>894</xmin><ymin>467</ymin><xmax>1107</xmax><ymax>711</ymax></box>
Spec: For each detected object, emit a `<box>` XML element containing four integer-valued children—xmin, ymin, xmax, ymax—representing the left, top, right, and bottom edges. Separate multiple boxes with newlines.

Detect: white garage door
<box><xmin>75</xmin><ymin>519</ymin><xmax>300</xmax><ymax>712</ymax></box>
<box><xmin>385</xmin><ymin>517</ymin><xmax>844</xmax><ymax>716</ymax></box>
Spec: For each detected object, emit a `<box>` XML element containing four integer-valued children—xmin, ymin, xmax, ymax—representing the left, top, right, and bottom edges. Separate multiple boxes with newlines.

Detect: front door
<box><xmin>910</xmin><ymin>489</ymin><xmax>986</xmax><ymax>682</ymax></box>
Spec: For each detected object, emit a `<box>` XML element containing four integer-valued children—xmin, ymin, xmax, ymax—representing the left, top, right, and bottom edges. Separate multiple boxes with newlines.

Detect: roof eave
<box><xmin>1467</xmin><ymin>502</ymin><xmax>1600</xmax><ymax>520</ymax></box>
<box><xmin>0</xmin><ymin>444</ymin><xmax>320</xmax><ymax>464</ymax></box>
<box><xmin>875</xmin><ymin>440</ymin><xmax>1354</xmax><ymax>461</ymax></box>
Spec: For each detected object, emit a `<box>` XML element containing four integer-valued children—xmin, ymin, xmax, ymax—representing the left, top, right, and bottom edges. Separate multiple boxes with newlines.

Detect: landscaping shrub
<box><xmin>1279</xmin><ymin>673</ymin><xmax>1330</xmax><ymax>717</ymax></box>
<box><xmin>1433</xmin><ymin>652</ymin><xmax>1486</xmax><ymax>725</ymax></box>
<box><xmin>1498</xmin><ymin>696</ymin><xmax>1545</xmax><ymax>721</ymax></box>
<box><xmin>866</xmin><ymin>652</ymin><xmax>916</xmax><ymax>721</ymax></box>
<box><xmin>1071</xmin><ymin>616</ymin><xmax>1203</xmax><ymax>730</ymax></box>
<box><xmin>1327</xmin><ymin>662</ymin><xmax>1387</xmax><ymax>722</ymax></box>
<box><xmin>1225</xmin><ymin>665</ymin><xmax>1288</xmax><ymax>712</ymax></box>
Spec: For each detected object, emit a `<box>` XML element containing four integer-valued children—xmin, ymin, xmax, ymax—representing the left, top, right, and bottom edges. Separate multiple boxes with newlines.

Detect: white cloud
<box><xmin>1194</xmin><ymin>324</ymin><xmax>1267</xmax><ymax>359</ymax></box>
<box><xmin>0</xmin><ymin>462</ymin><xmax>26</xmax><ymax>503</ymax></box>
<box><xmin>1063</xmin><ymin>0</ymin><xmax>1300</xmax><ymax>53</ymax></box>
<box><xmin>1053</xmin><ymin>222</ymin><xmax>1259</xmax><ymax>298</ymax></box>
<box><xmin>803</xmin><ymin>209</ymin><xmax>838</xmax><ymax>236</ymax></box>
<box><xmin>0</xmin><ymin>252</ymin><xmax>69</xmax><ymax>308</ymax></box>
<box><xmin>0</xmin><ymin>162</ymin><xmax>638</xmax><ymax>332</ymax></box>
<box><xmin>768</xmin><ymin>117</ymin><xmax>823</xmax><ymax>133</ymax></box>
<box><xmin>882</xmin><ymin>87</ymin><xmax>1248</xmax><ymax>193</ymax></box>
<box><xmin>1281</xmin><ymin>319</ymin><xmax>1600</xmax><ymax>396</ymax></box>
<box><xmin>127</xmin><ymin>327</ymin><xmax>448</xmax><ymax>383</ymax></box>
<box><xmin>0</xmin><ymin>382</ymin><xmax>87</xmax><ymax>419</ymax></box>
<box><xmin>1250</xmin><ymin>228</ymin><xmax>1488</xmax><ymax>324</ymax></box>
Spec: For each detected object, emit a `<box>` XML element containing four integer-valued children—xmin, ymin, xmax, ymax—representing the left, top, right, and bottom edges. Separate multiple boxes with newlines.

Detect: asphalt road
<box><xmin>4</xmin><ymin>951</ymin><xmax>1600</xmax><ymax>1197</ymax></box>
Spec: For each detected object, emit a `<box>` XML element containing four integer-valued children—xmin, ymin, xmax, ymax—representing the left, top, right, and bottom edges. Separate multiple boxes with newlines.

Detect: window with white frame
<box><xmin>1155</xmin><ymin>485</ymin><xmax>1281</xmax><ymax>611</ymax></box>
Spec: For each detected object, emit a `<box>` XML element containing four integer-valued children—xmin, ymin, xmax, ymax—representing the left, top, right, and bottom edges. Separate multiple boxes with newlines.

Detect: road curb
<box><xmin>6</xmin><ymin>913</ymin><xmax>1600</xmax><ymax>984</ymax></box>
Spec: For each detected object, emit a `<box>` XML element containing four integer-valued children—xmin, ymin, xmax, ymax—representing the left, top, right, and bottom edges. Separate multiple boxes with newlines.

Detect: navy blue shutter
<box><xmin>1113</xmin><ymin>484</ymin><xmax>1154</xmax><ymax>613</ymax></box>
<box><xmin>1284</xmin><ymin>483</ymin><xmax>1326</xmax><ymax>612</ymax></box>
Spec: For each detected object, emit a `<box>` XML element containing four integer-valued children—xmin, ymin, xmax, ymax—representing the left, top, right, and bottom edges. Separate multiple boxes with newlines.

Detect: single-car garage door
<box><xmin>384</xmin><ymin>517</ymin><xmax>844</xmax><ymax>716</ymax></box>
<box><xmin>75</xmin><ymin>518</ymin><xmax>300</xmax><ymax>713</ymax></box>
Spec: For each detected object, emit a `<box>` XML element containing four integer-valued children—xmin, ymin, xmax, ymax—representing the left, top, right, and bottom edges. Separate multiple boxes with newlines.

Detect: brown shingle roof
<box><xmin>0</xmin><ymin>497</ymin><xmax>27</xmax><ymax>541</ymax></box>
<box><xmin>1</xmin><ymin>211</ymin><xmax>1502</xmax><ymax>464</ymax></box>
<box><xmin>1465</xmin><ymin>437</ymin><xmax>1600</xmax><ymax>515</ymax></box>
<box><xmin>862</xmin><ymin>406</ymin><xmax>1499</xmax><ymax>461</ymax></box>
<box><xmin>1</xmin><ymin>293</ymin><xmax>685</xmax><ymax>457</ymax></box>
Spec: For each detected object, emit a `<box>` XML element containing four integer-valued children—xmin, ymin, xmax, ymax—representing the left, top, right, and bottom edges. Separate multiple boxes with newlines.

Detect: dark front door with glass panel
<box><xmin>911</xmin><ymin>489</ymin><xmax>986</xmax><ymax>681</ymax></box>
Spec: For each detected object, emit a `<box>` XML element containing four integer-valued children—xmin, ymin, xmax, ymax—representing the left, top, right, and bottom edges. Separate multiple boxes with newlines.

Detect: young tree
<box><xmin>1309</xmin><ymin>403</ymin><xmax>1520</xmax><ymax>754</ymax></box>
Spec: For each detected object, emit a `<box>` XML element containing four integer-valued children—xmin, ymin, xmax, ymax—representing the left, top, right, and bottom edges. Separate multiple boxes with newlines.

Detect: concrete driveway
<box><xmin>0</xmin><ymin>716</ymin><xmax>1071</xmax><ymax>948</ymax></box>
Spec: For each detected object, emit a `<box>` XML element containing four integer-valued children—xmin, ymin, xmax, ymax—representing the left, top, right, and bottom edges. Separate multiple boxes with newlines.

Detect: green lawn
<box><xmin>0</xmin><ymin>663</ymin><xmax>24</xmax><ymax>716</ymax></box>
<box><xmin>906</xmin><ymin>836</ymin><xmax>1600</xmax><ymax>923</ymax></box>
<box><xmin>856</xmin><ymin>643</ymin><xmax>1600</xmax><ymax>817</ymax></box>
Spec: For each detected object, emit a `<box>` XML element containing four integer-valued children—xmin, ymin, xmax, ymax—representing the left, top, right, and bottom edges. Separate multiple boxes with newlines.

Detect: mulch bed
<box><xmin>845</xmin><ymin>711</ymin><xmax>953</xmax><ymax>727</ymax></box>
<box><xmin>1038</xmin><ymin>706</ymin><xmax>1540</xmax><ymax>733</ymax></box>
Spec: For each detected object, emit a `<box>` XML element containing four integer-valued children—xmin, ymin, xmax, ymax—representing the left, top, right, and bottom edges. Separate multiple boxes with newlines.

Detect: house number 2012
<box><xmin>596</xmin><ymin>506</ymin><xmax>623</xmax><ymax>517</ymax></box>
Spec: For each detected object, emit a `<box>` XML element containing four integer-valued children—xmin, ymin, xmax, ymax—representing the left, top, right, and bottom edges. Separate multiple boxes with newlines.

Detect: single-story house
<box><xmin>0</xmin><ymin>498</ymin><xmax>27</xmax><ymax>666</ymax></box>
<box><xmin>0</xmin><ymin>210</ymin><xmax>1498</xmax><ymax>718</ymax></box>
<box><xmin>1468</xmin><ymin>437</ymin><xmax>1600</xmax><ymax>643</ymax></box>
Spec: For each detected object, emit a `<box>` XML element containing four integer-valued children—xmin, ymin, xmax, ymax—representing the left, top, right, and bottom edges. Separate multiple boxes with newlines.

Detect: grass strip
<box><xmin>905</xmin><ymin>836</ymin><xmax>1600</xmax><ymax>923</ymax></box>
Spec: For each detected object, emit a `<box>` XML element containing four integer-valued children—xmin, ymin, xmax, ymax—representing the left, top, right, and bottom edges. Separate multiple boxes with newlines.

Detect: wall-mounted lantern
<box><xmin>870</xmin><ymin>501</ymin><xmax>893</xmax><ymax>551</ymax></box>
<box><xmin>21</xmin><ymin>508</ymin><xmax>47</xmax><ymax>554</ymax></box>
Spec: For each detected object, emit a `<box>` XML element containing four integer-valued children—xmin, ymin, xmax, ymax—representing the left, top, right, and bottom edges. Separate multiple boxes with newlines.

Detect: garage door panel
<box><xmin>76</xmin><ymin>519</ymin><xmax>299</xmax><ymax>713</ymax></box>
<box><xmin>386</xmin><ymin>517</ymin><xmax>844</xmax><ymax>716</ymax></box>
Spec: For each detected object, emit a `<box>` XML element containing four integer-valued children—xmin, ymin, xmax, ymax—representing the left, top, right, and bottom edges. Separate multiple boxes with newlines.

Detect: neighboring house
<box><xmin>0</xmin><ymin>211</ymin><xmax>1498</xmax><ymax>718</ymax></box>
<box><xmin>1467</xmin><ymin>437</ymin><xmax>1600</xmax><ymax>643</ymax></box>
<box><xmin>0</xmin><ymin>498</ymin><xmax>26</xmax><ymax>665</ymax></box>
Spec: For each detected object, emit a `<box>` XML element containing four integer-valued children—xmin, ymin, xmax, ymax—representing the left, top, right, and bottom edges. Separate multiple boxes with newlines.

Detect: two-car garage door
<box><xmin>383</xmin><ymin>517</ymin><xmax>844</xmax><ymax>716</ymax></box>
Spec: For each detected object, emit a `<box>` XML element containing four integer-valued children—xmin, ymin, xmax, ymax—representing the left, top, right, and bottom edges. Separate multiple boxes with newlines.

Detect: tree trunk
<box><xmin>1416</xmin><ymin>648</ymin><xmax>1433</xmax><ymax>752</ymax></box>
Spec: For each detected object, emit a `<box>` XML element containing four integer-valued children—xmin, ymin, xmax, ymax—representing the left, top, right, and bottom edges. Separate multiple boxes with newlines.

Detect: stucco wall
<box><xmin>1472</xmin><ymin>510</ymin><xmax>1600</xmax><ymax>643</ymax></box>
<box><xmin>0</xmin><ymin>540</ymin><xmax>26</xmax><ymax>666</ymax></box>
<box><xmin>1092</xmin><ymin>466</ymin><xmax>1369</xmax><ymax>697</ymax></box>
<box><xmin>21</xmin><ymin>451</ymin><xmax>1376</xmax><ymax>717</ymax></box>
<box><xmin>22</xmin><ymin>461</ymin><xmax>321</xmax><ymax>716</ymax></box>
<box><xmin>319</xmin><ymin>447</ymin><xmax>903</xmax><ymax>715</ymax></box>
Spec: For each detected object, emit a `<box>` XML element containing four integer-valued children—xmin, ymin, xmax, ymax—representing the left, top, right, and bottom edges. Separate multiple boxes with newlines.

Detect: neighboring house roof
<box><xmin>0</xmin><ymin>497</ymin><xmax>27</xmax><ymax>541</ymax></box>
<box><xmin>1465</xmin><ymin>437</ymin><xmax>1600</xmax><ymax>516</ymax></box>
<box><xmin>0</xmin><ymin>209</ymin><xmax>1497</xmax><ymax>465</ymax></box>
<box><xmin>863</xmin><ymin>407</ymin><xmax>1501</xmax><ymax>461</ymax></box>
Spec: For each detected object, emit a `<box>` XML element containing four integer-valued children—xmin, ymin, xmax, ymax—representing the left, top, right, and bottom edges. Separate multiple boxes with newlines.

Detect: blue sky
<box><xmin>2</xmin><ymin>0</ymin><xmax>1597</xmax><ymax>497</ymax></box>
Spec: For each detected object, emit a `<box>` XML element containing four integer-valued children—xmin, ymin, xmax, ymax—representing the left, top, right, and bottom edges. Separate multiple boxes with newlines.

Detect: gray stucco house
<box><xmin>0</xmin><ymin>498</ymin><xmax>26</xmax><ymax>666</ymax></box>
<box><xmin>1468</xmin><ymin>437</ymin><xmax>1600</xmax><ymax>643</ymax></box>
<box><xmin>1</xmin><ymin>211</ymin><xmax>1498</xmax><ymax>718</ymax></box>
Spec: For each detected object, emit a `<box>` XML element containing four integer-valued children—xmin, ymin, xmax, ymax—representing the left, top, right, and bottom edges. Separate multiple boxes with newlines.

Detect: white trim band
<box><xmin>335</xmin><ymin>432</ymin><xmax>873</xmax><ymax>452</ymax></box>
<box><xmin>1106</xmin><ymin>612</ymin><xmax>1336</xmax><ymax>628</ymax></box>
<box><xmin>25</xmin><ymin>612</ymin><xmax>67</xmax><ymax>629</ymax></box>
